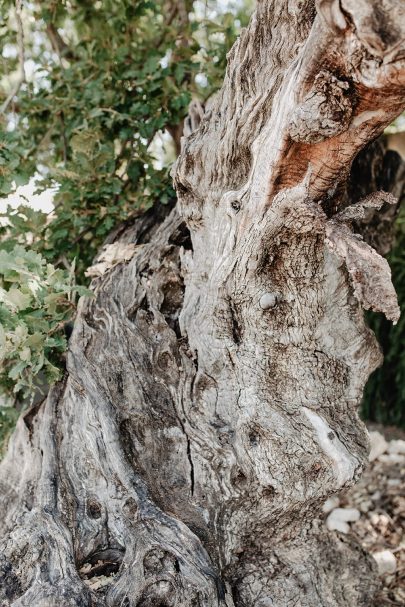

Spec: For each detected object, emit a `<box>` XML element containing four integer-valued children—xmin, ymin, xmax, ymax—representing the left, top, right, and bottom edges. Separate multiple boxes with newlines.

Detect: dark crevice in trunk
<box><xmin>105</xmin><ymin>200</ymin><xmax>176</xmax><ymax>248</ymax></box>
<box><xmin>178</xmin><ymin>414</ymin><xmax>195</xmax><ymax>497</ymax></box>
<box><xmin>79</xmin><ymin>547</ymin><xmax>125</xmax><ymax>580</ymax></box>
<box><xmin>168</xmin><ymin>219</ymin><xmax>193</xmax><ymax>251</ymax></box>
<box><xmin>229</xmin><ymin>299</ymin><xmax>242</xmax><ymax>346</ymax></box>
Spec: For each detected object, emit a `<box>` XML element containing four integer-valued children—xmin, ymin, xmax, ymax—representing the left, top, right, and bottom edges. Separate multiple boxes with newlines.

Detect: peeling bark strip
<box><xmin>0</xmin><ymin>1</ymin><xmax>405</xmax><ymax>606</ymax></box>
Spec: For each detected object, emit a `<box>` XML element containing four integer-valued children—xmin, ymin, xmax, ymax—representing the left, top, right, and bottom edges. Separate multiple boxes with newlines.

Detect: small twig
<box><xmin>59</xmin><ymin>110</ymin><xmax>68</xmax><ymax>164</ymax></box>
<box><xmin>59</xmin><ymin>254</ymin><xmax>71</xmax><ymax>272</ymax></box>
<box><xmin>54</xmin><ymin>218</ymin><xmax>104</xmax><ymax>267</ymax></box>
<box><xmin>45</xmin><ymin>23</ymin><xmax>75</xmax><ymax>62</ymax></box>
<box><xmin>177</xmin><ymin>0</ymin><xmax>191</xmax><ymax>27</ymax></box>
<box><xmin>154</xmin><ymin>2</ymin><xmax>178</xmax><ymax>48</ymax></box>
<box><xmin>1</xmin><ymin>0</ymin><xmax>25</xmax><ymax>115</ymax></box>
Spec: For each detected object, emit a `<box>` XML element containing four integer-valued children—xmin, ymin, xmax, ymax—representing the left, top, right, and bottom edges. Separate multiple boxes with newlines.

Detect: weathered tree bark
<box><xmin>1</xmin><ymin>1</ymin><xmax>405</xmax><ymax>606</ymax></box>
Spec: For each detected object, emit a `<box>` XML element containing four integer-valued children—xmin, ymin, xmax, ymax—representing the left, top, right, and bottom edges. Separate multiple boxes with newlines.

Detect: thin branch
<box><xmin>166</xmin><ymin>123</ymin><xmax>183</xmax><ymax>156</ymax></box>
<box><xmin>1</xmin><ymin>0</ymin><xmax>25</xmax><ymax>115</ymax></box>
<box><xmin>45</xmin><ymin>23</ymin><xmax>76</xmax><ymax>62</ymax></box>
<box><xmin>59</xmin><ymin>110</ymin><xmax>68</xmax><ymax>164</ymax></box>
<box><xmin>154</xmin><ymin>3</ymin><xmax>178</xmax><ymax>48</ymax></box>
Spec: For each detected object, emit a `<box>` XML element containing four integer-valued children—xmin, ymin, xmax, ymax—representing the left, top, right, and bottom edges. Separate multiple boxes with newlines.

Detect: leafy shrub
<box><xmin>0</xmin><ymin>404</ymin><xmax>19</xmax><ymax>456</ymax></box>
<box><xmin>0</xmin><ymin>0</ymin><xmax>252</xmax><ymax>279</ymax></box>
<box><xmin>0</xmin><ymin>246</ymin><xmax>88</xmax><ymax>402</ymax></box>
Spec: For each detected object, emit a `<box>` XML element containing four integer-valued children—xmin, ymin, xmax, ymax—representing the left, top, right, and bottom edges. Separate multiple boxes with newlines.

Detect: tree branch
<box><xmin>45</xmin><ymin>23</ymin><xmax>76</xmax><ymax>62</ymax></box>
<box><xmin>175</xmin><ymin>0</ymin><xmax>405</xmax><ymax>208</ymax></box>
<box><xmin>0</xmin><ymin>0</ymin><xmax>25</xmax><ymax>115</ymax></box>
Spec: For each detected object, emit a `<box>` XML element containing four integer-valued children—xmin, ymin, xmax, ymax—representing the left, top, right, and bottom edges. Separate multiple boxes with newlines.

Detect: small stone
<box><xmin>368</xmin><ymin>431</ymin><xmax>388</xmax><ymax>461</ymax></box>
<box><xmin>372</xmin><ymin>550</ymin><xmax>397</xmax><ymax>575</ymax></box>
<box><xmin>359</xmin><ymin>500</ymin><xmax>373</xmax><ymax>513</ymax></box>
<box><xmin>259</xmin><ymin>292</ymin><xmax>277</xmax><ymax>310</ymax></box>
<box><xmin>387</xmin><ymin>439</ymin><xmax>405</xmax><ymax>455</ymax></box>
<box><xmin>370</xmin><ymin>491</ymin><xmax>381</xmax><ymax>501</ymax></box>
<box><xmin>326</xmin><ymin>517</ymin><xmax>350</xmax><ymax>534</ymax></box>
<box><xmin>369</xmin><ymin>512</ymin><xmax>381</xmax><ymax>525</ymax></box>
<box><xmin>326</xmin><ymin>507</ymin><xmax>360</xmax><ymax>533</ymax></box>
<box><xmin>330</xmin><ymin>507</ymin><xmax>361</xmax><ymax>522</ymax></box>
<box><xmin>379</xmin><ymin>453</ymin><xmax>405</xmax><ymax>464</ymax></box>
<box><xmin>394</xmin><ymin>587</ymin><xmax>405</xmax><ymax>602</ymax></box>
<box><xmin>322</xmin><ymin>496</ymin><xmax>340</xmax><ymax>514</ymax></box>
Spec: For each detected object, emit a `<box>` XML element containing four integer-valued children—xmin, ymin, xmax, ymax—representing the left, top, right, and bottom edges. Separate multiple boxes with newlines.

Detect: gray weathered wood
<box><xmin>1</xmin><ymin>1</ymin><xmax>405</xmax><ymax>605</ymax></box>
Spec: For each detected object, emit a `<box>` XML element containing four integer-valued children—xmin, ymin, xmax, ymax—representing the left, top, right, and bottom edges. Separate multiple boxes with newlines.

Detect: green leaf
<box><xmin>4</xmin><ymin>288</ymin><xmax>31</xmax><ymax>311</ymax></box>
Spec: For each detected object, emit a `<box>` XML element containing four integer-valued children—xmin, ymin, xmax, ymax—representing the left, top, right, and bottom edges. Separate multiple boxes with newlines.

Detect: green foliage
<box><xmin>0</xmin><ymin>131</ymin><xmax>30</xmax><ymax>195</ymax></box>
<box><xmin>0</xmin><ymin>404</ymin><xmax>19</xmax><ymax>455</ymax></box>
<box><xmin>0</xmin><ymin>246</ymin><xmax>89</xmax><ymax>403</ymax></box>
<box><xmin>362</xmin><ymin>211</ymin><xmax>405</xmax><ymax>428</ymax></box>
<box><xmin>0</xmin><ymin>0</ymin><xmax>252</xmax><ymax>278</ymax></box>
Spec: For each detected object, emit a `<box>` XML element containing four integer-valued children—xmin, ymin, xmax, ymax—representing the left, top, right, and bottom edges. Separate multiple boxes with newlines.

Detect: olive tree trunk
<box><xmin>1</xmin><ymin>1</ymin><xmax>405</xmax><ymax>606</ymax></box>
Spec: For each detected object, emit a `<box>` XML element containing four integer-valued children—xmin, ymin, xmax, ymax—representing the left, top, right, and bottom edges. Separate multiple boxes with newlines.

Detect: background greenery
<box><xmin>0</xmin><ymin>0</ymin><xmax>403</xmax><ymax>452</ymax></box>
<box><xmin>1</xmin><ymin>0</ymin><xmax>251</xmax><ymax>276</ymax></box>
<box><xmin>362</xmin><ymin>209</ymin><xmax>405</xmax><ymax>429</ymax></box>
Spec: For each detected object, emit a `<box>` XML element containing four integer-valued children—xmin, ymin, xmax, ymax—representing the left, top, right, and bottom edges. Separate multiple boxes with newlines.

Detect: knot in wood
<box><xmin>230</xmin><ymin>199</ymin><xmax>241</xmax><ymax>213</ymax></box>
<box><xmin>317</xmin><ymin>0</ymin><xmax>347</xmax><ymax>32</ymax></box>
<box><xmin>288</xmin><ymin>71</ymin><xmax>353</xmax><ymax>144</ymax></box>
<box><xmin>87</xmin><ymin>499</ymin><xmax>102</xmax><ymax>519</ymax></box>
<box><xmin>259</xmin><ymin>292</ymin><xmax>277</xmax><ymax>310</ymax></box>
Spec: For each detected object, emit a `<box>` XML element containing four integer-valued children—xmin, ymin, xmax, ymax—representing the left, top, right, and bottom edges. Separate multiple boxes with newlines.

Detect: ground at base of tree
<box><xmin>323</xmin><ymin>425</ymin><xmax>405</xmax><ymax>606</ymax></box>
<box><xmin>77</xmin><ymin>424</ymin><xmax>405</xmax><ymax>602</ymax></box>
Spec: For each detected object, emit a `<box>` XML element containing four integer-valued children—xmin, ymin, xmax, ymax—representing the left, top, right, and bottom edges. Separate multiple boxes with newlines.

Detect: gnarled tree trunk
<box><xmin>1</xmin><ymin>1</ymin><xmax>405</xmax><ymax>605</ymax></box>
